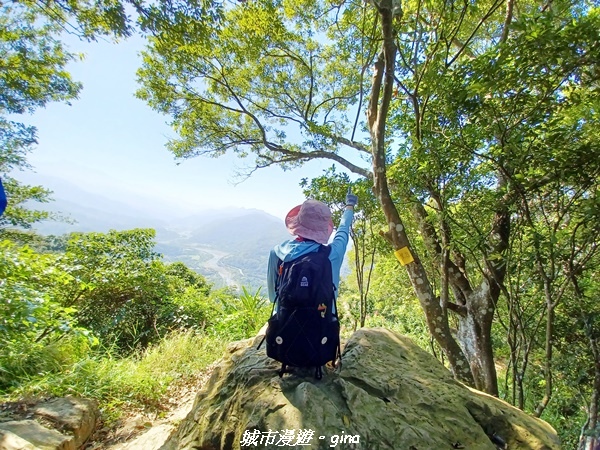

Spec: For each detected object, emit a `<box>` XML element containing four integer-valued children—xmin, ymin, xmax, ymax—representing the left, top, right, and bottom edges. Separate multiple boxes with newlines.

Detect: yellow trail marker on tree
<box><xmin>394</xmin><ymin>247</ymin><xmax>414</xmax><ymax>266</ymax></box>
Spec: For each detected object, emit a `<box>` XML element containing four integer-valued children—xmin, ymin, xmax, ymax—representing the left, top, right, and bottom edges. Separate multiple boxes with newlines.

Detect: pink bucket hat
<box><xmin>285</xmin><ymin>199</ymin><xmax>334</xmax><ymax>245</ymax></box>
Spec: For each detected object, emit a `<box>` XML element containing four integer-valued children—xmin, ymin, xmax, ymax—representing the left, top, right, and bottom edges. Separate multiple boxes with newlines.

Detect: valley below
<box><xmin>28</xmin><ymin>178</ymin><xmax>292</xmax><ymax>292</ymax></box>
<box><xmin>184</xmin><ymin>245</ymin><xmax>243</xmax><ymax>289</ymax></box>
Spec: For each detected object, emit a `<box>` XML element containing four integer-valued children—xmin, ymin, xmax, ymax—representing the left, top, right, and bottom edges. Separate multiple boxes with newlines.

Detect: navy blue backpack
<box><xmin>262</xmin><ymin>245</ymin><xmax>341</xmax><ymax>379</ymax></box>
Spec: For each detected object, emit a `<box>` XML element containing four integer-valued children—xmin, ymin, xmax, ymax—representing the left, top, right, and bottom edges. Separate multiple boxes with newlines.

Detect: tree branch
<box><xmin>329</xmin><ymin>134</ymin><xmax>371</xmax><ymax>154</ymax></box>
<box><xmin>500</xmin><ymin>0</ymin><xmax>516</xmax><ymax>43</ymax></box>
<box><xmin>447</xmin><ymin>0</ymin><xmax>505</xmax><ymax>66</ymax></box>
<box><xmin>411</xmin><ymin>199</ymin><xmax>472</xmax><ymax>303</ymax></box>
<box><xmin>256</xmin><ymin>143</ymin><xmax>372</xmax><ymax>178</ymax></box>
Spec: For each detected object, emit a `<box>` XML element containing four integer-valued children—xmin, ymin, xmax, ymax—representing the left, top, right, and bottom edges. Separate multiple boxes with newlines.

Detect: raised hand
<box><xmin>345</xmin><ymin>187</ymin><xmax>358</xmax><ymax>207</ymax></box>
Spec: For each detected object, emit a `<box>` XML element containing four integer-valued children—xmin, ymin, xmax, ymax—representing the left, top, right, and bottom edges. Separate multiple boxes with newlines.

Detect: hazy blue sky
<box><xmin>21</xmin><ymin>33</ymin><xmax>347</xmax><ymax>220</ymax></box>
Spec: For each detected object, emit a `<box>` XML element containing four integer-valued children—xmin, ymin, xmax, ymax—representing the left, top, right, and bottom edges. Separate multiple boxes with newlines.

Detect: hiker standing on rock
<box><xmin>263</xmin><ymin>189</ymin><xmax>357</xmax><ymax>379</ymax></box>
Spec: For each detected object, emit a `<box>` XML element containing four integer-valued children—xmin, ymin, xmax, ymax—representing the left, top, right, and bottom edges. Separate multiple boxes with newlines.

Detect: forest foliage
<box><xmin>1</xmin><ymin>0</ymin><xmax>599</xmax><ymax>448</ymax></box>
<box><xmin>0</xmin><ymin>229</ymin><xmax>270</xmax><ymax>419</ymax></box>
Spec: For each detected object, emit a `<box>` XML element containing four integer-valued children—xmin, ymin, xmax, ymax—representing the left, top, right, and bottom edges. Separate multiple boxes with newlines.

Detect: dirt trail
<box><xmin>95</xmin><ymin>391</ymin><xmax>194</xmax><ymax>450</ymax></box>
<box><xmin>93</xmin><ymin>362</ymin><xmax>219</xmax><ymax>450</ymax></box>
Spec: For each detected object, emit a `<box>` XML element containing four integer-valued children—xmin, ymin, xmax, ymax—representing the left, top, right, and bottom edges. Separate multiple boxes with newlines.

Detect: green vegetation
<box><xmin>0</xmin><ymin>230</ymin><xmax>270</xmax><ymax>423</ymax></box>
<box><xmin>9</xmin><ymin>332</ymin><xmax>227</xmax><ymax>423</ymax></box>
<box><xmin>2</xmin><ymin>0</ymin><xmax>600</xmax><ymax>446</ymax></box>
<box><xmin>134</xmin><ymin>0</ymin><xmax>600</xmax><ymax>445</ymax></box>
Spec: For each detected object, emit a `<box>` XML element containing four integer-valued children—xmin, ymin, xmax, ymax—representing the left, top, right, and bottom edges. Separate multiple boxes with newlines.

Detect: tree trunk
<box><xmin>535</xmin><ymin>300</ymin><xmax>555</xmax><ymax>417</ymax></box>
<box><xmin>351</xmin><ymin>224</ymin><xmax>376</xmax><ymax>329</ymax></box>
<box><xmin>411</xmin><ymin>196</ymin><xmax>506</xmax><ymax>396</ymax></box>
<box><xmin>573</xmin><ymin>277</ymin><xmax>600</xmax><ymax>450</ymax></box>
<box><xmin>534</xmin><ymin>259</ymin><xmax>557</xmax><ymax>417</ymax></box>
<box><xmin>456</xmin><ymin>282</ymin><xmax>498</xmax><ymax>395</ymax></box>
<box><xmin>579</xmin><ymin>338</ymin><xmax>600</xmax><ymax>450</ymax></box>
<box><xmin>367</xmin><ymin>1</ymin><xmax>474</xmax><ymax>387</ymax></box>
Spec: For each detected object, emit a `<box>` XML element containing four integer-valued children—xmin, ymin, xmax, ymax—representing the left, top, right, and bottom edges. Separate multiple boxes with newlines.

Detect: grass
<box><xmin>2</xmin><ymin>331</ymin><xmax>227</xmax><ymax>425</ymax></box>
<box><xmin>2</xmin><ymin>316</ymin><xmax>579</xmax><ymax>447</ymax></box>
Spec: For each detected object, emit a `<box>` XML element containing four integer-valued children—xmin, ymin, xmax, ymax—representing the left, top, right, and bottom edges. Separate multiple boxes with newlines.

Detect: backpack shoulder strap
<box><xmin>318</xmin><ymin>244</ymin><xmax>332</xmax><ymax>258</ymax></box>
<box><xmin>275</xmin><ymin>256</ymin><xmax>284</xmax><ymax>287</ymax></box>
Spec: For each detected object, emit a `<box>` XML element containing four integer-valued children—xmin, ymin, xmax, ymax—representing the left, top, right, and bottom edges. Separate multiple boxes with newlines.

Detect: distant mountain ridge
<box><xmin>189</xmin><ymin>211</ymin><xmax>286</xmax><ymax>251</ymax></box>
<box><xmin>26</xmin><ymin>176</ymin><xmax>290</xmax><ymax>291</ymax></box>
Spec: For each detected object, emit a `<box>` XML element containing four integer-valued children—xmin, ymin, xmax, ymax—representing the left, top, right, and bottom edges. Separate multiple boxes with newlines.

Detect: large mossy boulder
<box><xmin>162</xmin><ymin>328</ymin><xmax>560</xmax><ymax>450</ymax></box>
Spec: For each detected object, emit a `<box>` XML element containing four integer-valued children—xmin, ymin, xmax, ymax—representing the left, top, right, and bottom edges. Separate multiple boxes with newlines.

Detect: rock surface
<box><xmin>0</xmin><ymin>397</ymin><xmax>98</xmax><ymax>450</ymax></box>
<box><xmin>161</xmin><ymin>328</ymin><xmax>561</xmax><ymax>450</ymax></box>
